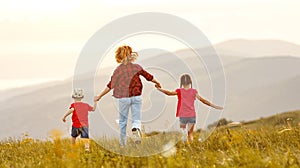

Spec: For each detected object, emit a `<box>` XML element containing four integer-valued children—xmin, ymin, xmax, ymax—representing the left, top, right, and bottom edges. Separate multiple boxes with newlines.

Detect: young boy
<box><xmin>62</xmin><ymin>88</ymin><xmax>97</xmax><ymax>151</ymax></box>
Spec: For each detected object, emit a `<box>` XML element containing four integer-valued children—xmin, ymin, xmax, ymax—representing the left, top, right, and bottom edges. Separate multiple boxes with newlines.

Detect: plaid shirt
<box><xmin>107</xmin><ymin>63</ymin><xmax>154</xmax><ymax>98</ymax></box>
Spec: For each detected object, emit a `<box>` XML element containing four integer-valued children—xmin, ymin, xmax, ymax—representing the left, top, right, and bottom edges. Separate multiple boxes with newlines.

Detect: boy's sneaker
<box><xmin>84</xmin><ymin>143</ymin><xmax>90</xmax><ymax>152</ymax></box>
<box><xmin>132</xmin><ymin>128</ymin><xmax>141</xmax><ymax>144</ymax></box>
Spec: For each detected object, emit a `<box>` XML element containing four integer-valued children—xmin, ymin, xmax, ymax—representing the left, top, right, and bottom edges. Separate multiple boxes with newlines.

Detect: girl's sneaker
<box><xmin>132</xmin><ymin>128</ymin><xmax>141</xmax><ymax>144</ymax></box>
<box><xmin>188</xmin><ymin>136</ymin><xmax>194</xmax><ymax>143</ymax></box>
<box><xmin>181</xmin><ymin>129</ymin><xmax>188</xmax><ymax>142</ymax></box>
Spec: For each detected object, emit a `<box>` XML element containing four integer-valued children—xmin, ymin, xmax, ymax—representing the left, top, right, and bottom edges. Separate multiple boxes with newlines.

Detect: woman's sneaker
<box><xmin>132</xmin><ymin>128</ymin><xmax>141</xmax><ymax>144</ymax></box>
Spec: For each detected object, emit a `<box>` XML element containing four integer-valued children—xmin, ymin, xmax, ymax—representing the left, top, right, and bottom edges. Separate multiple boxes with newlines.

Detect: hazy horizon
<box><xmin>1</xmin><ymin>38</ymin><xmax>300</xmax><ymax>91</ymax></box>
<box><xmin>1</xmin><ymin>0</ymin><xmax>300</xmax><ymax>90</ymax></box>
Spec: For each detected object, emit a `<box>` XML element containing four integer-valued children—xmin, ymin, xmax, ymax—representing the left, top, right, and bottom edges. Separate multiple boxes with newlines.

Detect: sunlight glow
<box><xmin>2</xmin><ymin>0</ymin><xmax>80</xmax><ymax>17</ymax></box>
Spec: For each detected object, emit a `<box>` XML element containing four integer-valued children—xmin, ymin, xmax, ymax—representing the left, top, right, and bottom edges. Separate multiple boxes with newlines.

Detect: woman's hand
<box><xmin>214</xmin><ymin>105</ymin><xmax>224</xmax><ymax>110</ymax></box>
<box><xmin>155</xmin><ymin>83</ymin><xmax>161</xmax><ymax>88</ymax></box>
<box><xmin>152</xmin><ymin>79</ymin><xmax>161</xmax><ymax>88</ymax></box>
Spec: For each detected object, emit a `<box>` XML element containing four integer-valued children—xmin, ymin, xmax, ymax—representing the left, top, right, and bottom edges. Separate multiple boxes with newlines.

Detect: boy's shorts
<box><xmin>71</xmin><ymin>126</ymin><xmax>89</xmax><ymax>138</ymax></box>
<box><xmin>179</xmin><ymin>117</ymin><xmax>196</xmax><ymax>125</ymax></box>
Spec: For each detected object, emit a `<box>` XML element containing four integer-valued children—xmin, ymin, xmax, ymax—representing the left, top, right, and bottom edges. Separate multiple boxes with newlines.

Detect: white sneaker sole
<box><xmin>132</xmin><ymin>128</ymin><xmax>141</xmax><ymax>144</ymax></box>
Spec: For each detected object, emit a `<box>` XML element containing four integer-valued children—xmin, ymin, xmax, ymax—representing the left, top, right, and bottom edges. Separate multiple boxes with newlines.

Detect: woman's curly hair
<box><xmin>115</xmin><ymin>45</ymin><xmax>138</xmax><ymax>64</ymax></box>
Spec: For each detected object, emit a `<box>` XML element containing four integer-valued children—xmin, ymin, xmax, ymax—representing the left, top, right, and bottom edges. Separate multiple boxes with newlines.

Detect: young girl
<box><xmin>95</xmin><ymin>45</ymin><xmax>161</xmax><ymax>146</ymax></box>
<box><xmin>157</xmin><ymin>74</ymin><xmax>223</xmax><ymax>143</ymax></box>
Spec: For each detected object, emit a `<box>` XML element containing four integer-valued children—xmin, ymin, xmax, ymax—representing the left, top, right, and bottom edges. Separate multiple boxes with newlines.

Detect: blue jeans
<box><xmin>118</xmin><ymin>95</ymin><xmax>142</xmax><ymax>146</ymax></box>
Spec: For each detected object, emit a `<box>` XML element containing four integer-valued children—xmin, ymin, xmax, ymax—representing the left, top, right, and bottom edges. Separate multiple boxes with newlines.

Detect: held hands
<box><xmin>94</xmin><ymin>96</ymin><xmax>101</xmax><ymax>102</ymax></box>
<box><xmin>152</xmin><ymin>79</ymin><xmax>161</xmax><ymax>89</ymax></box>
<box><xmin>155</xmin><ymin>83</ymin><xmax>161</xmax><ymax>89</ymax></box>
<box><xmin>155</xmin><ymin>81</ymin><xmax>161</xmax><ymax>89</ymax></box>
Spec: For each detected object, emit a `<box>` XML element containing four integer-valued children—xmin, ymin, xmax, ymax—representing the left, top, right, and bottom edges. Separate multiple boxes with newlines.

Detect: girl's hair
<box><xmin>180</xmin><ymin>74</ymin><xmax>192</xmax><ymax>88</ymax></box>
<box><xmin>115</xmin><ymin>45</ymin><xmax>138</xmax><ymax>64</ymax></box>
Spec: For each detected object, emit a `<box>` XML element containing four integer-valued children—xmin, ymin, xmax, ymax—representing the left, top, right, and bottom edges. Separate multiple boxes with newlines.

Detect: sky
<box><xmin>0</xmin><ymin>0</ymin><xmax>300</xmax><ymax>90</ymax></box>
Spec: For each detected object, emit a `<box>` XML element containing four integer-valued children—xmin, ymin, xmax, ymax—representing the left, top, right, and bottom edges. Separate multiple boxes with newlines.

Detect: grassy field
<box><xmin>1</xmin><ymin>126</ymin><xmax>300</xmax><ymax>168</ymax></box>
<box><xmin>1</xmin><ymin>110</ymin><xmax>300</xmax><ymax>167</ymax></box>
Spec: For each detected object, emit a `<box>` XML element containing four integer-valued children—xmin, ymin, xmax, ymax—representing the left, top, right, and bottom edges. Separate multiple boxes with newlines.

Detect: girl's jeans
<box><xmin>118</xmin><ymin>95</ymin><xmax>142</xmax><ymax>146</ymax></box>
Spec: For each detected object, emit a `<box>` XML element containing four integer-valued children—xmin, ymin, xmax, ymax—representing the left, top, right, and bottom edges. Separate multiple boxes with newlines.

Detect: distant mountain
<box><xmin>221</xmin><ymin>56</ymin><xmax>300</xmax><ymax>94</ymax></box>
<box><xmin>215</xmin><ymin>39</ymin><xmax>300</xmax><ymax>57</ymax></box>
<box><xmin>0</xmin><ymin>80</ymin><xmax>65</xmax><ymax>102</ymax></box>
<box><xmin>223</xmin><ymin>74</ymin><xmax>300</xmax><ymax>121</ymax></box>
<box><xmin>1</xmin><ymin>40</ymin><xmax>300</xmax><ymax>140</ymax></box>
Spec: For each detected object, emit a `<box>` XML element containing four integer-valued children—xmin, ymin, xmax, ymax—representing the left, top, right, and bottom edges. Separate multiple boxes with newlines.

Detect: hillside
<box><xmin>241</xmin><ymin>110</ymin><xmax>300</xmax><ymax>130</ymax></box>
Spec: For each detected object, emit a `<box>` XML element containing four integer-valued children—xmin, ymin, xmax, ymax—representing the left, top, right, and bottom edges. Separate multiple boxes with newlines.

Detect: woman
<box><xmin>95</xmin><ymin>45</ymin><xmax>161</xmax><ymax>146</ymax></box>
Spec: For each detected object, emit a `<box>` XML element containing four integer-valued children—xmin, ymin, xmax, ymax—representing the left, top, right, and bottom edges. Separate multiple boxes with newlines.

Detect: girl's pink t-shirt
<box><xmin>176</xmin><ymin>88</ymin><xmax>198</xmax><ymax>117</ymax></box>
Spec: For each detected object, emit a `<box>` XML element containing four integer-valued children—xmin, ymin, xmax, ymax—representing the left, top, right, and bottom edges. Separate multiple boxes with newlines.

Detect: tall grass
<box><xmin>1</xmin><ymin>127</ymin><xmax>300</xmax><ymax>167</ymax></box>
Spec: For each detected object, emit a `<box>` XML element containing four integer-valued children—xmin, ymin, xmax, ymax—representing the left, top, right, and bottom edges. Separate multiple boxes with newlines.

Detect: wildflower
<box><xmin>50</xmin><ymin>129</ymin><xmax>64</xmax><ymax>140</ymax></box>
<box><xmin>161</xmin><ymin>141</ymin><xmax>177</xmax><ymax>157</ymax></box>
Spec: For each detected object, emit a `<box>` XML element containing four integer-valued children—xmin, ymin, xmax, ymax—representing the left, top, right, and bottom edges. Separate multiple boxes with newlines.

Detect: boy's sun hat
<box><xmin>72</xmin><ymin>88</ymin><xmax>84</xmax><ymax>99</ymax></box>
